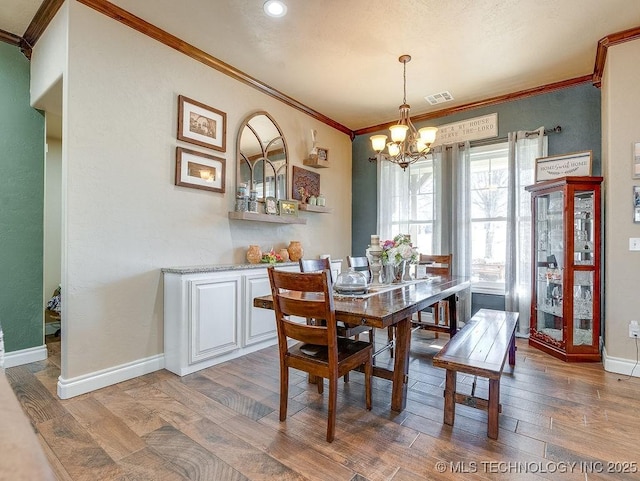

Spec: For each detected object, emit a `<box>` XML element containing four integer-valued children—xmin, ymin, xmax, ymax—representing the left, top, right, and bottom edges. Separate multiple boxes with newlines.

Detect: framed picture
<box><xmin>175</xmin><ymin>147</ymin><xmax>225</xmax><ymax>193</ymax></box>
<box><xmin>535</xmin><ymin>150</ymin><xmax>592</xmax><ymax>182</ymax></box>
<box><xmin>278</xmin><ymin>199</ymin><xmax>298</xmax><ymax>216</ymax></box>
<box><xmin>633</xmin><ymin>142</ymin><xmax>640</xmax><ymax>179</ymax></box>
<box><xmin>177</xmin><ymin>95</ymin><xmax>227</xmax><ymax>152</ymax></box>
<box><xmin>292</xmin><ymin>165</ymin><xmax>320</xmax><ymax>201</ymax></box>
<box><xmin>265</xmin><ymin>196</ymin><xmax>278</xmax><ymax>215</ymax></box>
<box><xmin>317</xmin><ymin>147</ymin><xmax>328</xmax><ymax>162</ymax></box>
<box><xmin>634</xmin><ymin>186</ymin><xmax>640</xmax><ymax>223</ymax></box>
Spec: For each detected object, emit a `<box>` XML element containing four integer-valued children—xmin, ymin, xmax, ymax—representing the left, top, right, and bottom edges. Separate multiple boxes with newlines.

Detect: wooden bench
<box><xmin>432</xmin><ymin>308</ymin><xmax>518</xmax><ymax>439</ymax></box>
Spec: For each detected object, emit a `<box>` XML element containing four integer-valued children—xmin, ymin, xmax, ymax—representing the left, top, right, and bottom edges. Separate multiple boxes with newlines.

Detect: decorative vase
<box><xmin>278</xmin><ymin>248</ymin><xmax>290</xmax><ymax>262</ymax></box>
<box><xmin>392</xmin><ymin>260</ymin><xmax>406</xmax><ymax>284</ymax></box>
<box><xmin>403</xmin><ymin>261</ymin><xmax>413</xmax><ymax>281</ymax></box>
<box><xmin>246</xmin><ymin>245</ymin><xmax>262</xmax><ymax>264</ymax></box>
<box><xmin>287</xmin><ymin>241</ymin><xmax>303</xmax><ymax>262</ymax></box>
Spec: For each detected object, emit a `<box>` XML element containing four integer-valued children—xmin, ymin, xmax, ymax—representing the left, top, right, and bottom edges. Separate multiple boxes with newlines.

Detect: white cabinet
<box><xmin>163</xmin><ymin>261</ymin><xmax>342</xmax><ymax>376</ymax></box>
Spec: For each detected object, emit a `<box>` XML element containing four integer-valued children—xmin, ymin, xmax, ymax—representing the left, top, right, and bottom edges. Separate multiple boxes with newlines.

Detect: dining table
<box><xmin>253</xmin><ymin>274</ymin><xmax>472</xmax><ymax>412</ymax></box>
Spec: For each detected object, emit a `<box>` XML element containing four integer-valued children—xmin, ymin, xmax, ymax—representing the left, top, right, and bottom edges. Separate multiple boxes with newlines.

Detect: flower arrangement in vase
<box><xmin>260</xmin><ymin>249</ymin><xmax>285</xmax><ymax>264</ymax></box>
<box><xmin>381</xmin><ymin>234</ymin><xmax>419</xmax><ymax>265</ymax></box>
<box><xmin>381</xmin><ymin>234</ymin><xmax>419</xmax><ymax>283</ymax></box>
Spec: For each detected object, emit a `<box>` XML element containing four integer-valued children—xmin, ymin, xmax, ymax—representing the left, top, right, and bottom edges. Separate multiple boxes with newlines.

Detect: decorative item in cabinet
<box><xmin>525</xmin><ymin>176</ymin><xmax>602</xmax><ymax>362</ymax></box>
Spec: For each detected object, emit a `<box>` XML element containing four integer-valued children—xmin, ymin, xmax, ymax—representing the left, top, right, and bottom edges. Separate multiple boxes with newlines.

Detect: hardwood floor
<box><xmin>6</xmin><ymin>331</ymin><xmax>640</xmax><ymax>480</ymax></box>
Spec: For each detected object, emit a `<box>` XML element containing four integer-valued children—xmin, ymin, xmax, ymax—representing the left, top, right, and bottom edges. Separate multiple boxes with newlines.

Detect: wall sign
<box><xmin>432</xmin><ymin>113</ymin><xmax>498</xmax><ymax>146</ymax></box>
<box><xmin>535</xmin><ymin>150</ymin><xmax>592</xmax><ymax>182</ymax></box>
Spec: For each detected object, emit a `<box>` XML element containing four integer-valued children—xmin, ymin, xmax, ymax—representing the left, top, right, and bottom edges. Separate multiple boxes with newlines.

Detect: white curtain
<box><xmin>505</xmin><ymin>128</ymin><xmax>547</xmax><ymax>336</ymax></box>
<box><xmin>377</xmin><ymin>159</ymin><xmax>409</xmax><ymax>242</ymax></box>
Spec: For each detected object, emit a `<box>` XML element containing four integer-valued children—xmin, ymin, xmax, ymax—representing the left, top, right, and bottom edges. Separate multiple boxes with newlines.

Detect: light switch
<box><xmin>630</xmin><ymin>238</ymin><xmax>640</xmax><ymax>251</ymax></box>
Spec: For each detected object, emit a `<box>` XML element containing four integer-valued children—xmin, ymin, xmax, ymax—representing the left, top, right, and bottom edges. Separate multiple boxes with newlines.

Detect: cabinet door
<box><xmin>189</xmin><ymin>275</ymin><xmax>241</xmax><ymax>364</ymax></box>
<box><xmin>244</xmin><ymin>273</ymin><xmax>277</xmax><ymax>346</ymax></box>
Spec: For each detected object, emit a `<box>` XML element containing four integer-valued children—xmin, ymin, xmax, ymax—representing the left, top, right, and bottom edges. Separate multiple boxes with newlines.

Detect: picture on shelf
<box><xmin>278</xmin><ymin>199</ymin><xmax>298</xmax><ymax>216</ymax></box>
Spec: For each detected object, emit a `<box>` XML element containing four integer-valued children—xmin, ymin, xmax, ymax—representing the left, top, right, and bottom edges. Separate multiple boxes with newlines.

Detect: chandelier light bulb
<box><xmin>387</xmin><ymin>143</ymin><xmax>401</xmax><ymax>157</ymax></box>
<box><xmin>370</xmin><ymin>135</ymin><xmax>388</xmax><ymax>152</ymax></box>
<box><xmin>389</xmin><ymin>124</ymin><xmax>409</xmax><ymax>143</ymax></box>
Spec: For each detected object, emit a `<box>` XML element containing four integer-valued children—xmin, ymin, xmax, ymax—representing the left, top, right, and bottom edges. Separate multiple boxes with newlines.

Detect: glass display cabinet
<box><xmin>525</xmin><ymin>176</ymin><xmax>603</xmax><ymax>362</ymax></box>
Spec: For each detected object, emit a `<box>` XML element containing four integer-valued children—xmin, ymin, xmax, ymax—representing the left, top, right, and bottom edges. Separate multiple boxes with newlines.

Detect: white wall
<box><xmin>602</xmin><ymin>38</ymin><xmax>640</xmax><ymax>375</ymax></box>
<box><xmin>32</xmin><ymin>2</ymin><xmax>353</xmax><ymax>386</ymax></box>
<box><xmin>44</xmin><ymin>135</ymin><xmax>62</xmax><ymax>299</ymax></box>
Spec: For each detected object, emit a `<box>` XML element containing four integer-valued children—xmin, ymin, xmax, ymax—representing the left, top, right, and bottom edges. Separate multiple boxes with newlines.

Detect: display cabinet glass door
<box><xmin>572</xmin><ymin>189</ymin><xmax>596</xmax><ymax>348</ymax></box>
<box><xmin>534</xmin><ymin>190</ymin><xmax>564</xmax><ymax>346</ymax></box>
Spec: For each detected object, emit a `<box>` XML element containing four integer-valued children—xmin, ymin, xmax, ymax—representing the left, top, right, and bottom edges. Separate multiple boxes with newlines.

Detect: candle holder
<box><xmin>368</xmin><ymin>234</ymin><xmax>383</xmax><ymax>285</ymax></box>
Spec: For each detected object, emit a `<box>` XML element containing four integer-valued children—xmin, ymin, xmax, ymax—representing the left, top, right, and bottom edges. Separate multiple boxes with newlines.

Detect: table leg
<box><xmin>443</xmin><ymin>369</ymin><xmax>456</xmax><ymax>426</ymax></box>
<box><xmin>488</xmin><ymin>378</ymin><xmax>500</xmax><ymax>439</ymax></box>
<box><xmin>508</xmin><ymin>332</ymin><xmax>516</xmax><ymax>366</ymax></box>
<box><xmin>448</xmin><ymin>294</ymin><xmax>458</xmax><ymax>337</ymax></box>
<box><xmin>391</xmin><ymin>317</ymin><xmax>411</xmax><ymax>412</ymax></box>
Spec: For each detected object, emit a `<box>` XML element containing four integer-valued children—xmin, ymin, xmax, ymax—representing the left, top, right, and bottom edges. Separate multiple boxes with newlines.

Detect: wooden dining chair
<box><xmin>299</xmin><ymin>258</ymin><xmax>374</xmax><ymax>381</ymax></box>
<box><xmin>414</xmin><ymin>254</ymin><xmax>453</xmax><ymax>338</ymax></box>
<box><xmin>347</xmin><ymin>255</ymin><xmax>395</xmax><ymax>358</ymax></box>
<box><xmin>346</xmin><ymin>256</ymin><xmax>372</xmax><ymax>283</ymax></box>
<box><xmin>267</xmin><ymin>267</ymin><xmax>373</xmax><ymax>442</ymax></box>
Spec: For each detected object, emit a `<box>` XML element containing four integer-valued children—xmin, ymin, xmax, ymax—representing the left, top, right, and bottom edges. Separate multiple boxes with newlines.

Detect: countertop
<box><xmin>162</xmin><ymin>259</ymin><xmax>343</xmax><ymax>275</ymax></box>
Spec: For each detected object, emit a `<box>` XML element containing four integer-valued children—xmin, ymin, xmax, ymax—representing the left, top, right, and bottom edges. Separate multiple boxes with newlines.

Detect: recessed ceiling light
<box><xmin>264</xmin><ymin>0</ymin><xmax>287</xmax><ymax>17</ymax></box>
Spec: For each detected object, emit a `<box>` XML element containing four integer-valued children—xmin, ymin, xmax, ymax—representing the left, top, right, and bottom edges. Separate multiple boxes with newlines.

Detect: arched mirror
<box><xmin>237</xmin><ymin>111</ymin><xmax>288</xmax><ymax>202</ymax></box>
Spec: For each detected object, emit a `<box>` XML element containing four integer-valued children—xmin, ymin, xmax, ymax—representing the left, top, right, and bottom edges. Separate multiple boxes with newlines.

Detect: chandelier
<box><xmin>370</xmin><ymin>55</ymin><xmax>438</xmax><ymax>171</ymax></box>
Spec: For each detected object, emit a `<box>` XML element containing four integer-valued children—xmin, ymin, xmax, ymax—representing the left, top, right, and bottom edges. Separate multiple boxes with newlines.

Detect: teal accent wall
<box><xmin>0</xmin><ymin>42</ymin><xmax>45</xmax><ymax>352</ymax></box>
<box><xmin>352</xmin><ymin>83</ymin><xmax>601</xmax><ymax>255</ymax></box>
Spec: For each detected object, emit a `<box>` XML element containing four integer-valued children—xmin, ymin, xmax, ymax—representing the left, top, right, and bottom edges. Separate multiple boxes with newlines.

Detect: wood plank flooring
<box><xmin>6</xmin><ymin>330</ymin><xmax>640</xmax><ymax>481</ymax></box>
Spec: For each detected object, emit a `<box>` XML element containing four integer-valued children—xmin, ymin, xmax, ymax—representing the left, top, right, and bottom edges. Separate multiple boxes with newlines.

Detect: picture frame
<box><xmin>633</xmin><ymin>142</ymin><xmax>640</xmax><ymax>179</ymax></box>
<box><xmin>177</xmin><ymin>95</ymin><xmax>227</xmax><ymax>152</ymax></box>
<box><xmin>317</xmin><ymin>147</ymin><xmax>328</xmax><ymax>162</ymax></box>
<box><xmin>278</xmin><ymin>199</ymin><xmax>298</xmax><ymax>217</ymax></box>
<box><xmin>535</xmin><ymin>150</ymin><xmax>592</xmax><ymax>182</ymax></box>
<box><xmin>265</xmin><ymin>196</ymin><xmax>278</xmax><ymax>215</ymax></box>
<box><xmin>634</xmin><ymin>186</ymin><xmax>640</xmax><ymax>223</ymax></box>
<box><xmin>175</xmin><ymin>147</ymin><xmax>225</xmax><ymax>193</ymax></box>
<box><xmin>292</xmin><ymin>165</ymin><xmax>320</xmax><ymax>201</ymax></box>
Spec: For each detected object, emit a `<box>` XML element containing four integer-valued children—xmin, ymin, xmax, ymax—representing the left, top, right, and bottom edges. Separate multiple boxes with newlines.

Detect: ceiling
<box><xmin>3</xmin><ymin>0</ymin><xmax>640</xmax><ymax>131</ymax></box>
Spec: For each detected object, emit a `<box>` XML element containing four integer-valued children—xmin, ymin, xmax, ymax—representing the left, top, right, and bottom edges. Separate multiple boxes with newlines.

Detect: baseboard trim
<box><xmin>57</xmin><ymin>354</ymin><xmax>165</xmax><ymax>399</ymax></box>
<box><xmin>602</xmin><ymin>346</ymin><xmax>640</xmax><ymax>378</ymax></box>
<box><xmin>3</xmin><ymin>345</ymin><xmax>48</xmax><ymax>368</ymax></box>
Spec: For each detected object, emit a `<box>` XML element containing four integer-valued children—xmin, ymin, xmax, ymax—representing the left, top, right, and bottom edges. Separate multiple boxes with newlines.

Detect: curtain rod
<box><xmin>464</xmin><ymin>125</ymin><xmax>562</xmax><ymax>148</ymax></box>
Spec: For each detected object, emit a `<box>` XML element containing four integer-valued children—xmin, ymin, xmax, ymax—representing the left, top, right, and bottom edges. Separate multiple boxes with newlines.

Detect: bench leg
<box><xmin>508</xmin><ymin>332</ymin><xmax>516</xmax><ymax>366</ymax></box>
<box><xmin>488</xmin><ymin>378</ymin><xmax>500</xmax><ymax>439</ymax></box>
<box><xmin>443</xmin><ymin>369</ymin><xmax>456</xmax><ymax>426</ymax></box>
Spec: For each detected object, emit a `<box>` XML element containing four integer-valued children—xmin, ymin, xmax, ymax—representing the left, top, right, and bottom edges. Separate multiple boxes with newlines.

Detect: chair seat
<box><xmin>292</xmin><ymin>338</ymin><xmax>372</xmax><ymax>364</ymax></box>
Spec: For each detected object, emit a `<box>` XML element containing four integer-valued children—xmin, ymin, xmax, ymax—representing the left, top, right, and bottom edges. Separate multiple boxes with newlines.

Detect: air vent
<box><xmin>425</xmin><ymin>91</ymin><xmax>454</xmax><ymax>105</ymax></box>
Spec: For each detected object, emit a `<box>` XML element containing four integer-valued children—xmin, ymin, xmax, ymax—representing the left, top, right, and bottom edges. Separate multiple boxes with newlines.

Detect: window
<box><xmin>470</xmin><ymin>143</ymin><xmax>508</xmax><ymax>293</ymax></box>
<box><xmin>379</xmin><ymin>156</ymin><xmax>439</xmax><ymax>253</ymax></box>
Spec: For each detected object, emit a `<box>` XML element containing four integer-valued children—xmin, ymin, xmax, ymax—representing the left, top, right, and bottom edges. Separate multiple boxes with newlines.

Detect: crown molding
<box><xmin>592</xmin><ymin>26</ymin><xmax>640</xmax><ymax>88</ymax></box>
<box><xmin>2</xmin><ymin>2</ymin><xmax>638</xmax><ymax>137</ymax></box>
<box><xmin>77</xmin><ymin>0</ymin><xmax>352</xmax><ymax>136</ymax></box>
<box><xmin>354</xmin><ymin>75</ymin><xmax>593</xmax><ymax>137</ymax></box>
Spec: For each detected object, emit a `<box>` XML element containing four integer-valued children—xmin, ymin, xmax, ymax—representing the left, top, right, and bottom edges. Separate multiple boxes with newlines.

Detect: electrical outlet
<box><xmin>629</xmin><ymin>320</ymin><xmax>640</xmax><ymax>338</ymax></box>
<box><xmin>630</xmin><ymin>238</ymin><xmax>640</xmax><ymax>251</ymax></box>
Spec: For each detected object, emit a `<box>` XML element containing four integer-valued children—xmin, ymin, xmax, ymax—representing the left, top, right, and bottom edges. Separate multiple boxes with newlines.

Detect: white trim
<box><xmin>3</xmin><ymin>345</ymin><xmax>48</xmax><ymax>368</ymax></box>
<box><xmin>602</xmin><ymin>346</ymin><xmax>640</xmax><ymax>378</ymax></box>
<box><xmin>57</xmin><ymin>354</ymin><xmax>164</xmax><ymax>399</ymax></box>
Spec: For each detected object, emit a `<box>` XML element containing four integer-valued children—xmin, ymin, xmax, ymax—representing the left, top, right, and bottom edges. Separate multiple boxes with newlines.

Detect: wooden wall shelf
<box><xmin>298</xmin><ymin>204</ymin><xmax>333</xmax><ymax>213</ymax></box>
<box><xmin>228</xmin><ymin>211</ymin><xmax>307</xmax><ymax>225</ymax></box>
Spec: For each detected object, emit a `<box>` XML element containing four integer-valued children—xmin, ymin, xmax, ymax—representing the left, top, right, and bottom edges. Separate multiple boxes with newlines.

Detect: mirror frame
<box><xmin>236</xmin><ymin>111</ymin><xmax>289</xmax><ymax>203</ymax></box>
